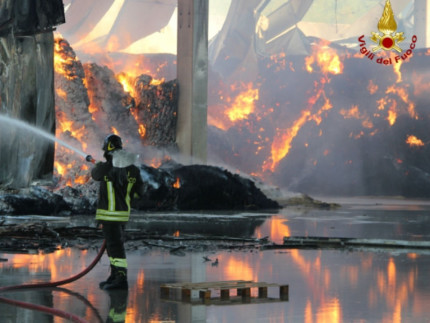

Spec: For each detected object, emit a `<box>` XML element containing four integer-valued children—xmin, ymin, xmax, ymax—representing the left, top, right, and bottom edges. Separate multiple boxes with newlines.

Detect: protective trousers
<box><xmin>101</xmin><ymin>221</ymin><xmax>127</xmax><ymax>269</ymax></box>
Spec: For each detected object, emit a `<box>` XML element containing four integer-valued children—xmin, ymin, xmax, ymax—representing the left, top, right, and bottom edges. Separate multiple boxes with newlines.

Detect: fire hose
<box><xmin>0</xmin><ymin>240</ymin><xmax>106</xmax><ymax>323</ymax></box>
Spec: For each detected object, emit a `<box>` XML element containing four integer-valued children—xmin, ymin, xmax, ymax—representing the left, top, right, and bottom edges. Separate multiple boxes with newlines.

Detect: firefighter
<box><xmin>90</xmin><ymin>134</ymin><xmax>144</xmax><ymax>290</ymax></box>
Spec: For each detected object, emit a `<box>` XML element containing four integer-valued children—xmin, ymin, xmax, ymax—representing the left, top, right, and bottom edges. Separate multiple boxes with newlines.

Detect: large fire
<box><xmin>207</xmin><ymin>39</ymin><xmax>430</xmax><ymax>196</ymax></box>
<box><xmin>53</xmin><ymin>28</ymin><xmax>430</xmax><ymax>196</ymax></box>
<box><xmin>53</xmin><ymin>36</ymin><xmax>173</xmax><ymax>187</ymax></box>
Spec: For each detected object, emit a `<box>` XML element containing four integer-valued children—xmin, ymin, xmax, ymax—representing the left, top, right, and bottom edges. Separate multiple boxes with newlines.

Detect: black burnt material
<box><xmin>134</xmin><ymin>161</ymin><xmax>280</xmax><ymax>211</ymax></box>
<box><xmin>0</xmin><ymin>163</ymin><xmax>279</xmax><ymax>216</ymax></box>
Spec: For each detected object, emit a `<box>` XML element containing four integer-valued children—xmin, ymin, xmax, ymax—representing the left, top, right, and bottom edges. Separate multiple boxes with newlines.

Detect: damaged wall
<box><xmin>0</xmin><ymin>0</ymin><xmax>65</xmax><ymax>188</ymax></box>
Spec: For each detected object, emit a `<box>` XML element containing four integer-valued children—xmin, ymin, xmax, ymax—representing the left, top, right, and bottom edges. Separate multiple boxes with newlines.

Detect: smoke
<box><xmin>52</xmin><ymin>1</ymin><xmax>430</xmax><ymax>198</ymax></box>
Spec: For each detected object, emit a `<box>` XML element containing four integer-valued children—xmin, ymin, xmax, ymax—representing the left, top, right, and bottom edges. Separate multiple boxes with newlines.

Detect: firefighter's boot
<box><xmin>102</xmin><ymin>266</ymin><xmax>128</xmax><ymax>290</ymax></box>
<box><xmin>99</xmin><ymin>265</ymin><xmax>116</xmax><ymax>289</ymax></box>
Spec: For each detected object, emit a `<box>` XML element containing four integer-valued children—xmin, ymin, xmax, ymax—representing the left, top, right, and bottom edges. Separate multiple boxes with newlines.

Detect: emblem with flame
<box><xmin>370</xmin><ymin>0</ymin><xmax>405</xmax><ymax>52</ymax></box>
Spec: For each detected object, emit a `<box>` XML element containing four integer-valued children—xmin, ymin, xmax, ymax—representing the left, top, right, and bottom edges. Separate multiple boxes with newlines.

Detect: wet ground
<box><xmin>1</xmin><ymin>197</ymin><xmax>430</xmax><ymax>322</ymax></box>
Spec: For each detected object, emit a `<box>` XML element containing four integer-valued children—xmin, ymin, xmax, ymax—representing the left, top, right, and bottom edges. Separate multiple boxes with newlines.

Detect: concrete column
<box><xmin>414</xmin><ymin>0</ymin><xmax>430</xmax><ymax>48</ymax></box>
<box><xmin>176</xmin><ymin>0</ymin><xmax>208</xmax><ymax>164</ymax></box>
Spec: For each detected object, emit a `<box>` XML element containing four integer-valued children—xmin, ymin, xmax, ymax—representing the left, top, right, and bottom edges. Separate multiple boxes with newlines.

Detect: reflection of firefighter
<box><xmin>106</xmin><ymin>290</ymin><xmax>128</xmax><ymax>323</ymax></box>
<box><xmin>91</xmin><ymin>134</ymin><xmax>144</xmax><ymax>290</ymax></box>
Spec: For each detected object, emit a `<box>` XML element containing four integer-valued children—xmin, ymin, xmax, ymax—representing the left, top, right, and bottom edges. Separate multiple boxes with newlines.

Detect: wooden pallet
<box><xmin>160</xmin><ymin>280</ymin><xmax>289</xmax><ymax>304</ymax></box>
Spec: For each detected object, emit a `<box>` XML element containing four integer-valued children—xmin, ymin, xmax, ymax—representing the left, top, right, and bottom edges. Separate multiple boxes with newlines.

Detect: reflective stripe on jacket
<box><xmin>91</xmin><ymin>159</ymin><xmax>143</xmax><ymax>222</ymax></box>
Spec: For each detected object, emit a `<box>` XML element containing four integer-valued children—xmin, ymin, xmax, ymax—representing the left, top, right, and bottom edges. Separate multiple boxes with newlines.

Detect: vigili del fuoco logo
<box><xmin>358</xmin><ymin>0</ymin><xmax>417</xmax><ymax>65</ymax></box>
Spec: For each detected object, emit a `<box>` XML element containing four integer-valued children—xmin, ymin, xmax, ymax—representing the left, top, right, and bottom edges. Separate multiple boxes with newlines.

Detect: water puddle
<box><xmin>1</xmin><ymin>198</ymin><xmax>430</xmax><ymax>322</ymax></box>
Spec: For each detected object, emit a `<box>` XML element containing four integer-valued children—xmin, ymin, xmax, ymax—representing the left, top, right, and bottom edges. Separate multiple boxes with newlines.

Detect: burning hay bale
<box><xmin>54</xmin><ymin>38</ymin><xmax>104</xmax><ymax>187</ymax></box>
<box><xmin>133</xmin><ymin>75</ymin><xmax>178</xmax><ymax>147</ymax></box>
<box><xmin>83</xmin><ymin>63</ymin><xmax>139</xmax><ymax>139</ymax></box>
<box><xmin>53</xmin><ymin>37</ymin><xmax>179</xmax><ymax>187</ymax></box>
<box><xmin>36</xmin><ymin>36</ymin><xmax>282</xmax><ymax>216</ymax></box>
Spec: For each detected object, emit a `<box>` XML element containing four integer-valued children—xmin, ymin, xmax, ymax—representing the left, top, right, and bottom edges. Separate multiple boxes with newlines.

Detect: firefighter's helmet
<box><xmin>102</xmin><ymin>134</ymin><xmax>123</xmax><ymax>151</ymax></box>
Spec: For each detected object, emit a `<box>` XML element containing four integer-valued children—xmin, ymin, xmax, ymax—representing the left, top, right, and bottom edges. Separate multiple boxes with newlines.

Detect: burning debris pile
<box><xmin>207</xmin><ymin>42</ymin><xmax>430</xmax><ymax>197</ymax></box>
<box><xmin>0</xmin><ymin>159</ymin><xmax>279</xmax><ymax>216</ymax></box>
<box><xmin>0</xmin><ymin>36</ymin><xmax>280</xmax><ymax>216</ymax></box>
<box><xmin>50</xmin><ymin>30</ymin><xmax>430</xmax><ymax>211</ymax></box>
<box><xmin>53</xmin><ymin>37</ymin><xmax>178</xmax><ymax>186</ymax></box>
<box><xmin>134</xmin><ymin>161</ymin><xmax>279</xmax><ymax>211</ymax></box>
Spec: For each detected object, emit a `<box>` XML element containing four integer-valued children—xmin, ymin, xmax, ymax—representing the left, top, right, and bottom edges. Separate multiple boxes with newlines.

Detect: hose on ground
<box><xmin>0</xmin><ymin>240</ymin><xmax>107</xmax><ymax>323</ymax></box>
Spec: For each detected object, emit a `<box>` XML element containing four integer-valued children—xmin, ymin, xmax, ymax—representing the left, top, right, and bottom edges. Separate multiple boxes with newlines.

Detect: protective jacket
<box><xmin>91</xmin><ymin>153</ymin><xmax>143</xmax><ymax>222</ymax></box>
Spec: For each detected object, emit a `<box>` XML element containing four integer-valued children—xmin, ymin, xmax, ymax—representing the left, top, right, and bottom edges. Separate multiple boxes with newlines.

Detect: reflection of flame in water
<box><xmin>1</xmin><ymin>230</ymin><xmax>425</xmax><ymax>322</ymax></box>
<box><xmin>387</xmin><ymin>257</ymin><xmax>396</xmax><ymax>287</ymax></box>
<box><xmin>224</xmin><ymin>257</ymin><xmax>255</xmax><ymax>282</ymax></box>
<box><xmin>254</xmin><ymin>216</ymin><xmax>290</xmax><ymax>243</ymax></box>
<box><xmin>128</xmin><ymin>269</ymin><xmax>144</xmax><ymax>322</ymax></box>
<box><xmin>6</xmin><ymin>249</ymin><xmax>76</xmax><ymax>281</ymax></box>
<box><xmin>252</xmin><ymin>216</ymin><xmax>424</xmax><ymax>321</ymax></box>
<box><xmin>310</xmin><ymin>297</ymin><xmax>342</xmax><ymax>323</ymax></box>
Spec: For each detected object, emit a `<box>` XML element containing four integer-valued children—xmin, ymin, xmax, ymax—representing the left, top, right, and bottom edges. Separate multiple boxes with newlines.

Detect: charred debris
<box><xmin>3</xmin><ymin>156</ymin><xmax>333</xmax><ymax>217</ymax></box>
<box><xmin>0</xmin><ymin>38</ymin><xmax>333</xmax><ymax>227</ymax></box>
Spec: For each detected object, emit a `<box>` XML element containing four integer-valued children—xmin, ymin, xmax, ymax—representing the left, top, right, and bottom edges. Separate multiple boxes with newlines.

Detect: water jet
<box><xmin>0</xmin><ymin>114</ymin><xmax>88</xmax><ymax>159</ymax></box>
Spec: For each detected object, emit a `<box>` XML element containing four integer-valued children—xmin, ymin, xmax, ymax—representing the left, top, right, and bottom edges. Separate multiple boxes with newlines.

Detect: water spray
<box><xmin>0</xmin><ymin>114</ymin><xmax>94</xmax><ymax>162</ymax></box>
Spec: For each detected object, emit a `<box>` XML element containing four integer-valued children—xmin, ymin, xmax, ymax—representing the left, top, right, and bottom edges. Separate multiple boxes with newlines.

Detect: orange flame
<box><xmin>263</xmin><ymin>80</ymin><xmax>335</xmax><ymax>172</ymax></box>
<box><xmin>263</xmin><ymin>110</ymin><xmax>311</xmax><ymax>172</ymax></box>
<box><xmin>150</xmin><ymin>78</ymin><xmax>165</xmax><ymax>86</ymax></box>
<box><xmin>55</xmin><ymin>111</ymin><xmax>88</xmax><ymax>151</ymax></box>
<box><xmin>111</xmin><ymin>126</ymin><xmax>119</xmax><ymax>135</ymax></box>
<box><xmin>305</xmin><ymin>41</ymin><xmax>344</xmax><ymax>75</ymax></box>
<box><xmin>387</xmin><ymin>101</ymin><xmax>397</xmax><ymax>126</ymax></box>
<box><xmin>406</xmin><ymin>135</ymin><xmax>424</xmax><ymax>147</ymax></box>
<box><xmin>393</xmin><ymin>61</ymin><xmax>403</xmax><ymax>83</ymax></box>
<box><xmin>340</xmin><ymin>105</ymin><xmax>374</xmax><ymax>129</ymax></box>
<box><xmin>54</xmin><ymin>40</ymin><xmax>80</xmax><ymax>81</ymax></box>
<box><xmin>117</xmin><ymin>73</ymin><xmax>135</xmax><ymax>95</ymax></box>
<box><xmin>130</xmin><ymin>108</ymin><xmax>147</xmax><ymax>139</ymax></box>
<box><xmin>368</xmin><ymin>80</ymin><xmax>379</xmax><ymax>95</ymax></box>
<box><xmin>112</xmin><ymin>72</ymin><xmax>148</xmax><ymax>139</ymax></box>
<box><xmin>225</xmin><ymin>82</ymin><xmax>259</xmax><ymax>122</ymax></box>
<box><xmin>386</xmin><ymin>85</ymin><xmax>417</xmax><ymax>120</ymax></box>
<box><xmin>173</xmin><ymin>177</ymin><xmax>181</xmax><ymax>189</ymax></box>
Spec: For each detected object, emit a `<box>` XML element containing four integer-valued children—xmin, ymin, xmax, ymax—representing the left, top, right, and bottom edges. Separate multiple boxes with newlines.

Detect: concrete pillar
<box><xmin>414</xmin><ymin>0</ymin><xmax>430</xmax><ymax>48</ymax></box>
<box><xmin>176</xmin><ymin>0</ymin><xmax>208</xmax><ymax>164</ymax></box>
